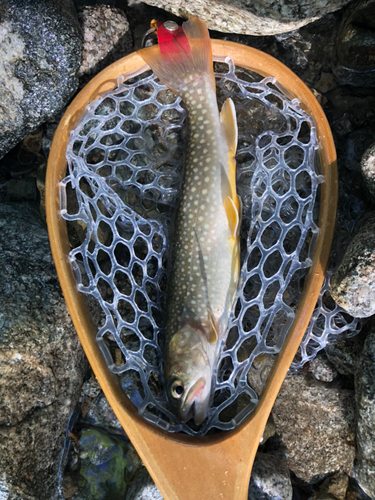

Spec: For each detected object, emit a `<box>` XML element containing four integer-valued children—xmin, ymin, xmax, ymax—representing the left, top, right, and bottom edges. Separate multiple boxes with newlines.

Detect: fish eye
<box><xmin>170</xmin><ymin>380</ymin><xmax>184</xmax><ymax>399</ymax></box>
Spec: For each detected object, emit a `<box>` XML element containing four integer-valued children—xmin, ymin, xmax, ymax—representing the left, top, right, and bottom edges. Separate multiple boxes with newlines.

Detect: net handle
<box><xmin>46</xmin><ymin>40</ymin><xmax>337</xmax><ymax>500</ymax></box>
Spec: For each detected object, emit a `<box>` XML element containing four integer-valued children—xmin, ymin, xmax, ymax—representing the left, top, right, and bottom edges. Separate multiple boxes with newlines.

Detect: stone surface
<box><xmin>361</xmin><ymin>142</ymin><xmax>375</xmax><ymax>198</ymax></box>
<box><xmin>77</xmin><ymin>5</ymin><xmax>132</xmax><ymax>82</ymax></box>
<box><xmin>325</xmin><ymin>330</ymin><xmax>367</xmax><ymax>377</ymax></box>
<box><xmin>0</xmin><ymin>0</ymin><xmax>83</xmax><ymax>160</ymax></box>
<box><xmin>0</xmin><ymin>202</ymin><xmax>87</xmax><ymax>500</ymax></box>
<box><xmin>331</xmin><ymin>212</ymin><xmax>375</xmax><ymax>318</ymax></box>
<box><xmin>354</xmin><ymin>328</ymin><xmax>375</xmax><ymax>498</ymax></box>
<box><xmin>309</xmin><ymin>352</ymin><xmax>338</xmax><ymax>382</ymax></box>
<box><xmin>333</xmin><ymin>0</ymin><xmax>375</xmax><ymax>87</ymax></box>
<box><xmin>271</xmin><ymin>372</ymin><xmax>356</xmax><ymax>482</ymax></box>
<box><xmin>83</xmin><ymin>391</ymin><xmax>126</xmax><ymax>437</ymax></box>
<box><xmin>314</xmin><ymin>471</ymin><xmax>350</xmax><ymax>500</ymax></box>
<box><xmin>124</xmin><ymin>468</ymin><xmax>163</xmax><ymax>500</ymax></box>
<box><xmin>139</xmin><ymin>0</ymin><xmax>351</xmax><ymax>36</ymax></box>
<box><xmin>73</xmin><ymin>429</ymin><xmax>128</xmax><ymax>500</ymax></box>
<box><xmin>248</xmin><ymin>452</ymin><xmax>292</xmax><ymax>500</ymax></box>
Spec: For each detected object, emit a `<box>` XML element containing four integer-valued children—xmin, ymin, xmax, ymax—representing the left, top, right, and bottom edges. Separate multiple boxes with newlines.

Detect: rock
<box><xmin>138</xmin><ymin>0</ymin><xmax>352</xmax><ymax>36</ymax></box>
<box><xmin>260</xmin><ymin>413</ymin><xmax>276</xmax><ymax>445</ymax></box>
<box><xmin>77</xmin><ymin>5</ymin><xmax>132</xmax><ymax>83</ymax></box>
<box><xmin>309</xmin><ymin>352</ymin><xmax>338</xmax><ymax>383</ymax></box>
<box><xmin>314</xmin><ymin>471</ymin><xmax>350</xmax><ymax>500</ymax></box>
<box><xmin>0</xmin><ymin>0</ymin><xmax>83</xmax><ymax>160</ymax></box>
<box><xmin>83</xmin><ymin>391</ymin><xmax>126</xmax><ymax>437</ymax></box>
<box><xmin>354</xmin><ymin>328</ymin><xmax>375</xmax><ymax>498</ymax></box>
<box><xmin>0</xmin><ymin>202</ymin><xmax>87</xmax><ymax>499</ymax></box>
<box><xmin>74</xmin><ymin>429</ymin><xmax>128</xmax><ymax>500</ymax></box>
<box><xmin>248</xmin><ymin>452</ymin><xmax>292</xmax><ymax>500</ymax></box>
<box><xmin>361</xmin><ymin>142</ymin><xmax>375</xmax><ymax>198</ymax></box>
<box><xmin>325</xmin><ymin>330</ymin><xmax>367</xmax><ymax>377</ymax></box>
<box><xmin>333</xmin><ymin>0</ymin><xmax>375</xmax><ymax>87</ymax></box>
<box><xmin>271</xmin><ymin>372</ymin><xmax>356</xmax><ymax>482</ymax></box>
<box><xmin>331</xmin><ymin>211</ymin><xmax>375</xmax><ymax>318</ymax></box>
<box><xmin>124</xmin><ymin>467</ymin><xmax>163</xmax><ymax>500</ymax></box>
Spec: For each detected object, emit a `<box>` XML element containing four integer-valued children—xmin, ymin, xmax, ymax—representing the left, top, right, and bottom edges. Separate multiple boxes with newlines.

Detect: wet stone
<box><xmin>73</xmin><ymin>429</ymin><xmax>128</xmax><ymax>500</ymax></box>
<box><xmin>83</xmin><ymin>391</ymin><xmax>126</xmax><ymax>437</ymax></box>
<box><xmin>325</xmin><ymin>330</ymin><xmax>367</xmax><ymax>377</ymax></box>
<box><xmin>138</xmin><ymin>0</ymin><xmax>351</xmax><ymax>36</ymax></box>
<box><xmin>309</xmin><ymin>352</ymin><xmax>338</xmax><ymax>383</ymax></box>
<box><xmin>77</xmin><ymin>5</ymin><xmax>132</xmax><ymax>84</ymax></box>
<box><xmin>333</xmin><ymin>0</ymin><xmax>375</xmax><ymax>87</ymax></box>
<box><xmin>124</xmin><ymin>467</ymin><xmax>163</xmax><ymax>500</ymax></box>
<box><xmin>0</xmin><ymin>202</ymin><xmax>87</xmax><ymax>499</ymax></box>
<box><xmin>248</xmin><ymin>452</ymin><xmax>292</xmax><ymax>500</ymax></box>
<box><xmin>271</xmin><ymin>372</ymin><xmax>356</xmax><ymax>482</ymax></box>
<box><xmin>354</xmin><ymin>327</ymin><xmax>375</xmax><ymax>498</ymax></box>
<box><xmin>0</xmin><ymin>0</ymin><xmax>83</xmax><ymax>160</ymax></box>
<box><xmin>331</xmin><ymin>211</ymin><xmax>375</xmax><ymax>318</ymax></box>
<box><xmin>313</xmin><ymin>471</ymin><xmax>350</xmax><ymax>500</ymax></box>
<box><xmin>360</xmin><ymin>142</ymin><xmax>375</xmax><ymax>198</ymax></box>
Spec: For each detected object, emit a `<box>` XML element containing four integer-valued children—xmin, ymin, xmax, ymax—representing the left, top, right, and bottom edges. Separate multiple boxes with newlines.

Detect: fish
<box><xmin>138</xmin><ymin>17</ymin><xmax>240</xmax><ymax>425</ymax></box>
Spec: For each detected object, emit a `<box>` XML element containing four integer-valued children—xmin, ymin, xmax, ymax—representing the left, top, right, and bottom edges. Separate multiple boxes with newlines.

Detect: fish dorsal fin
<box><xmin>223</xmin><ymin>195</ymin><xmax>240</xmax><ymax>238</ymax></box>
<box><xmin>206</xmin><ymin>308</ymin><xmax>218</xmax><ymax>344</ymax></box>
<box><xmin>220</xmin><ymin>98</ymin><xmax>238</xmax><ymax>156</ymax></box>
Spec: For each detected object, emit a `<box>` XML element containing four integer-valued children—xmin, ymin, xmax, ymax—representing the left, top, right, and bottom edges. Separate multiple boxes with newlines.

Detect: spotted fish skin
<box><xmin>138</xmin><ymin>17</ymin><xmax>239</xmax><ymax>425</ymax></box>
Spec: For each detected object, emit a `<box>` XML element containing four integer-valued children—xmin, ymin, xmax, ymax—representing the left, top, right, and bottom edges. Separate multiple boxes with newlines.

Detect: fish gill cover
<box><xmin>60</xmin><ymin>58</ymin><xmax>362</xmax><ymax>436</ymax></box>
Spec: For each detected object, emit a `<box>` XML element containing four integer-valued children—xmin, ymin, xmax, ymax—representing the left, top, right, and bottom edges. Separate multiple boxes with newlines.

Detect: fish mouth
<box><xmin>180</xmin><ymin>377</ymin><xmax>208</xmax><ymax>425</ymax></box>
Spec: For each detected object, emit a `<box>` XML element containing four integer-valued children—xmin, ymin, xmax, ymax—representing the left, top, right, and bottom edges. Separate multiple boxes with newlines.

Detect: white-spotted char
<box><xmin>138</xmin><ymin>17</ymin><xmax>240</xmax><ymax>425</ymax></box>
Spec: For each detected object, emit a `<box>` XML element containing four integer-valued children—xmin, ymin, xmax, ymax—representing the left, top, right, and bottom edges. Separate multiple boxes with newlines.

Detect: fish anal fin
<box><xmin>224</xmin><ymin>195</ymin><xmax>240</xmax><ymax>238</ymax></box>
<box><xmin>206</xmin><ymin>308</ymin><xmax>218</xmax><ymax>344</ymax></box>
<box><xmin>220</xmin><ymin>98</ymin><xmax>238</xmax><ymax>156</ymax></box>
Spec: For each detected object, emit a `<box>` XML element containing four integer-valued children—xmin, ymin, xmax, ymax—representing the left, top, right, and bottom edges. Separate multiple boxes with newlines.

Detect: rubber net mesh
<box><xmin>60</xmin><ymin>57</ymin><xmax>361</xmax><ymax>436</ymax></box>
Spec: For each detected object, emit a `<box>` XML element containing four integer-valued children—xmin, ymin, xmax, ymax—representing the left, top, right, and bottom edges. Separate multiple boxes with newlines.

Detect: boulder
<box><xmin>0</xmin><ymin>202</ymin><xmax>87</xmax><ymax>499</ymax></box>
<box><xmin>0</xmin><ymin>0</ymin><xmax>83</xmax><ymax>160</ymax></box>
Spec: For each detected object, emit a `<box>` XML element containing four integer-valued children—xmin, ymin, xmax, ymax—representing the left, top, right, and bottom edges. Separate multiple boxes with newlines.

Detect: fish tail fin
<box><xmin>137</xmin><ymin>16</ymin><xmax>215</xmax><ymax>96</ymax></box>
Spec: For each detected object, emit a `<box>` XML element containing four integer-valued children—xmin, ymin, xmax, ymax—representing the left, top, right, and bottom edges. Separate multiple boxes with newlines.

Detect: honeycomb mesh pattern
<box><xmin>291</xmin><ymin>193</ymin><xmax>364</xmax><ymax>370</ymax></box>
<box><xmin>60</xmin><ymin>57</ymin><xmax>358</xmax><ymax>436</ymax></box>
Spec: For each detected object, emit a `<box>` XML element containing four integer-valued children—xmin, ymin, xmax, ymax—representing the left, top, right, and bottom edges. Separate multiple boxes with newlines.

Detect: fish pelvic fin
<box><xmin>207</xmin><ymin>308</ymin><xmax>219</xmax><ymax>344</ymax></box>
<box><xmin>224</xmin><ymin>195</ymin><xmax>240</xmax><ymax>239</ymax></box>
<box><xmin>220</xmin><ymin>98</ymin><xmax>238</xmax><ymax>157</ymax></box>
<box><xmin>137</xmin><ymin>17</ymin><xmax>215</xmax><ymax>97</ymax></box>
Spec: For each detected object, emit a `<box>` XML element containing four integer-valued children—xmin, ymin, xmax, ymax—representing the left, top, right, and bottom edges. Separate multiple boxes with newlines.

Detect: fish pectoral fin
<box><xmin>223</xmin><ymin>195</ymin><xmax>240</xmax><ymax>238</ymax></box>
<box><xmin>220</xmin><ymin>98</ymin><xmax>238</xmax><ymax>156</ymax></box>
<box><xmin>206</xmin><ymin>308</ymin><xmax>219</xmax><ymax>344</ymax></box>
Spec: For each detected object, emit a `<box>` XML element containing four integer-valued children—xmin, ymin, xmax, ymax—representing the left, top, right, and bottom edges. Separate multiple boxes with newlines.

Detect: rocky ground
<box><xmin>1</xmin><ymin>0</ymin><xmax>375</xmax><ymax>499</ymax></box>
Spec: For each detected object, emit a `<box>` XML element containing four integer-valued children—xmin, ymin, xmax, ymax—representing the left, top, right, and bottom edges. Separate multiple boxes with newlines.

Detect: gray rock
<box><xmin>139</xmin><ymin>0</ymin><xmax>351</xmax><ymax>36</ymax></box>
<box><xmin>83</xmin><ymin>390</ymin><xmax>126</xmax><ymax>437</ymax></box>
<box><xmin>309</xmin><ymin>352</ymin><xmax>338</xmax><ymax>383</ymax></box>
<box><xmin>325</xmin><ymin>330</ymin><xmax>367</xmax><ymax>377</ymax></box>
<box><xmin>0</xmin><ymin>0</ymin><xmax>83</xmax><ymax>160</ymax></box>
<box><xmin>248</xmin><ymin>452</ymin><xmax>292</xmax><ymax>500</ymax></box>
<box><xmin>77</xmin><ymin>5</ymin><xmax>132</xmax><ymax>82</ymax></box>
<box><xmin>333</xmin><ymin>0</ymin><xmax>375</xmax><ymax>87</ymax></box>
<box><xmin>331</xmin><ymin>211</ymin><xmax>375</xmax><ymax>318</ymax></box>
<box><xmin>72</xmin><ymin>429</ymin><xmax>128</xmax><ymax>500</ymax></box>
<box><xmin>354</xmin><ymin>328</ymin><xmax>375</xmax><ymax>498</ymax></box>
<box><xmin>361</xmin><ymin>142</ymin><xmax>375</xmax><ymax>198</ymax></box>
<box><xmin>125</xmin><ymin>467</ymin><xmax>164</xmax><ymax>500</ymax></box>
<box><xmin>313</xmin><ymin>471</ymin><xmax>349</xmax><ymax>500</ymax></box>
<box><xmin>0</xmin><ymin>202</ymin><xmax>87</xmax><ymax>500</ymax></box>
<box><xmin>271</xmin><ymin>372</ymin><xmax>356</xmax><ymax>482</ymax></box>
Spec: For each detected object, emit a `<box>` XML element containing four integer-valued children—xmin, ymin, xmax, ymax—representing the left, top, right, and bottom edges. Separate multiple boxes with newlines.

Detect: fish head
<box><xmin>165</xmin><ymin>324</ymin><xmax>213</xmax><ymax>425</ymax></box>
